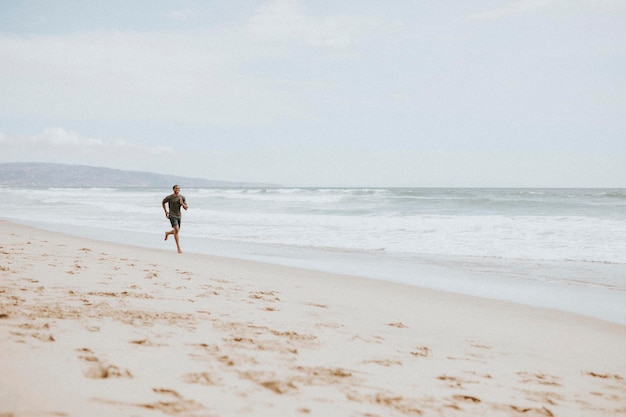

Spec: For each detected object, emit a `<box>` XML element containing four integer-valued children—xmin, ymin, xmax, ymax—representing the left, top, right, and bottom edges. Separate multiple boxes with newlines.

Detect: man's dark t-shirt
<box><xmin>162</xmin><ymin>194</ymin><xmax>187</xmax><ymax>219</ymax></box>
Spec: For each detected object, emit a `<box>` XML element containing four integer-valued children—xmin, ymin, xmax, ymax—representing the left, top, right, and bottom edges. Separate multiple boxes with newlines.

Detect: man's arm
<box><xmin>181</xmin><ymin>197</ymin><xmax>188</xmax><ymax>211</ymax></box>
<box><xmin>162</xmin><ymin>200</ymin><xmax>169</xmax><ymax>217</ymax></box>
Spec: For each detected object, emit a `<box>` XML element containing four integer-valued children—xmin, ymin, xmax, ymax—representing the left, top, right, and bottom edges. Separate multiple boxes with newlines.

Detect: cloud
<box><xmin>0</xmin><ymin>128</ymin><xmax>174</xmax><ymax>169</ymax></box>
<box><xmin>0</xmin><ymin>1</ymin><xmax>396</xmax><ymax>127</ymax></box>
<box><xmin>39</xmin><ymin>127</ymin><xmax>103</xmax><ymax>147</ymax></box>
<box><xmin>163</xmin><ymin>8</ymin><xmax>197</xmax><ymax>21</ymax></box>
<box><xmin>467</xmin><ymin>0</ymin><xmax>555</xmax><ymax>20</ymax></box>
<box><xmin>467</xmin><ymin>0</ymin><xmax>626</xmax><ymax>20</ymax></box>
<box><xmin>246</xmin><ymin>0</ymin><xmax>392</xmax><ymax>48</ymax></box>
<box><xmin>0</xmin><ymin>31</ymin><xmax>239</xmax><ymax>123</ymax></box>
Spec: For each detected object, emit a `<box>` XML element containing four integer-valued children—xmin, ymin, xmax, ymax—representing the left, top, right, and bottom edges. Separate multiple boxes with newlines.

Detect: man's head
<box><xmin>173</xmin><ymin>185</ymin><xmax>180</xmax><ymax>194</ymax></box>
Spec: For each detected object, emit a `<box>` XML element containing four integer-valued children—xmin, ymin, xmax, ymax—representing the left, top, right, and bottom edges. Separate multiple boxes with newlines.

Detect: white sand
<box><xmin>1</xmin><ymin>220</ymin><xmax>625</xmax><ymax>416</ymax></box>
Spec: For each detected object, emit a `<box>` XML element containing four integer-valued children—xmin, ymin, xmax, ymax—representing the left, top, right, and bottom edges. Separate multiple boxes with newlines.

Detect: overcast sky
<box><xmin>0</xmin><ymin>0</ymin><xmax>624</xmax><ymax>187</ymax></box>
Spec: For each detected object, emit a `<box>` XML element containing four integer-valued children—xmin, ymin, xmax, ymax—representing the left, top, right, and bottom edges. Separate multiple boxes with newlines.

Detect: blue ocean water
<box><xmin>2</xmin><ymin>187</ymin><xmax>626</xmax><ymax>323</ymax></box>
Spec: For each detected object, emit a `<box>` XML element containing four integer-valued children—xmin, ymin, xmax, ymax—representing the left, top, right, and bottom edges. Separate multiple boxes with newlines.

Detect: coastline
<box><xmin>1</xmin><ymin>219</ymin><xmax>625</xmax><ymax>416</ymax></box>
<box><xmin>7</xmin><ymin>216</ymin><xmax>626</xmax><ymax>326</ymax></box>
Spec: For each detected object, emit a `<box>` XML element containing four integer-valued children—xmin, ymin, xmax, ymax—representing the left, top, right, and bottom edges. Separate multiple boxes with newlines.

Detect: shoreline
<box><xmin>6</xmin><ymin>217</ymin><xmax>626</xmax><ymax>326</ymax></box>
<box><xmin>1</xmin><ymin>220</ymin><xmax>626</xmax><ymax>416</ymax></box>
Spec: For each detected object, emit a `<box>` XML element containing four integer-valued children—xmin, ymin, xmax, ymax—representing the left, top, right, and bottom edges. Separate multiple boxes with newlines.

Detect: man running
<box><xmin>162</xmin><ymin>185</ymin><xmax>188</xmax><ymax>253</ymax></box>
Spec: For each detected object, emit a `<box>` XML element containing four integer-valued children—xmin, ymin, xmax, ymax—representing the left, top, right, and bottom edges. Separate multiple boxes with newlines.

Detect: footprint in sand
<box><xmin>240</xmin><ymin>370</ymin><xmax>298</xmax><ymax>394</ymax></box>
<box><xmin>249</xmin><ymin>290</ymin><xmax>280</xmax><ymax>302</ymax></box>
<box><xmin>182</xmin><ymin>372</ymin><xmax>218</xmax><ymax>386</ymax></box>
<box><xmin>77</xmin><ymin>348</ymin><xmax>133</xmax><ymax>379</ymax></box>
<box><xmin>517</xmin><ymin>372</ymin><xmax>562</xmax><ymax>387</ymax></box>
<box><xmin>436</xmin><ymin>374</ymin><xmax>478</xmax><ymax>389</ymax></box>
<box><xmin>347</xmin><ymin>391</ymin><xmax>423</xmax><ymax>416</ymax></box>
<box><xmin>98</xmin><ymin>388</ymin><xmax>206</xmax><ymax>415</ymax></box>
<box><xmin>387</xmin><ymin>322</ymin><xmax>408</xmax><ymax>328</ymax></box>
<box><xmin>452</xmin><ymin>394</ymin><xmax>482</xmax><ymax>404</ymax></box>
<box><xmin>410</xmin><ymin>346</ymin><xmax>431</xmax><ymax>357</ymax></box>
<box><xmin>138</xmin><ymin>388</ymin><xmax>205</xmax><ymax>414</ymax></box>
<box><xmin>584</xmin><ymin>371</ymin><xmax>626</xmax><ymax>403</ymax></box>
<box><xmin>585</xmin><ymin>371</ymin><xmax>624</xmax><ymax>381</ymax></box>
<box><xmin>364</xmin><ymin>358</ymin><xmax>403</xmax><ymax>367</ymax></box>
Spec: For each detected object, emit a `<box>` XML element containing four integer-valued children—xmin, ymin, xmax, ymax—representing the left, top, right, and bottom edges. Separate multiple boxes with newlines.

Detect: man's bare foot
<box><xmin>177</xmin><ymin>248</ymin><xmax>182</xmax><ymax>253</ymax></box>
<box><xmin>164</xmin><ymin>232</ymin><xmax>169</xmax><ymax>241</ymax></box>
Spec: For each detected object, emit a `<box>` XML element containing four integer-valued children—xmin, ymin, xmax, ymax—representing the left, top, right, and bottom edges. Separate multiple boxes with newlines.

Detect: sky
<box><xmin>0</xmin><ymin>0</ymin><xmax>624</xmax><ymax>187</ymax></box>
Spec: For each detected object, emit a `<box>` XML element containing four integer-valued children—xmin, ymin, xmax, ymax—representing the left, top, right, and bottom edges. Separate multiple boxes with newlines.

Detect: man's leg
<box><xmin>165</xmin><ymin>217</ymin><xmax>178</xmax><ymax>241</ymax></box>
<box><xmin>173</xmin><ymin>225</ymin><xmax>182</xmax><ymax>253</ymax></box>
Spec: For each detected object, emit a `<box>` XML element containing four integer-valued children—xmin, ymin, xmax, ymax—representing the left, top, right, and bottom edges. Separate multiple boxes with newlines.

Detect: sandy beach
<box><xmin>1</xmin><ymin>220</ymin><xmax>625</xmax><ymax>417</ymax></box>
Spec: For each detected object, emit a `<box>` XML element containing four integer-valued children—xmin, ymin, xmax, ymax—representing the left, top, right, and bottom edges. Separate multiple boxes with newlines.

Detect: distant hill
<box><xmin>0</xmin><ymin>162</ymin><xmax>276</xmax><ymax>188</ymax></box>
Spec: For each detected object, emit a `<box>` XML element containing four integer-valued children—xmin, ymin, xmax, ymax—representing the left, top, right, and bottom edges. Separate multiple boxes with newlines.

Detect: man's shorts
<box><xmin>169</xmin><ymin>216</ymin><xmax>182</xmax><ymax>228</ymax></box>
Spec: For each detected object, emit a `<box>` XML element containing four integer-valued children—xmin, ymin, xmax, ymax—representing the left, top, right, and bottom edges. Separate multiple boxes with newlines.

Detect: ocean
<box><xmin>2</xmin><ymin>187</ymin><xmax>626</xmax><ymax>324</ymax></box>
